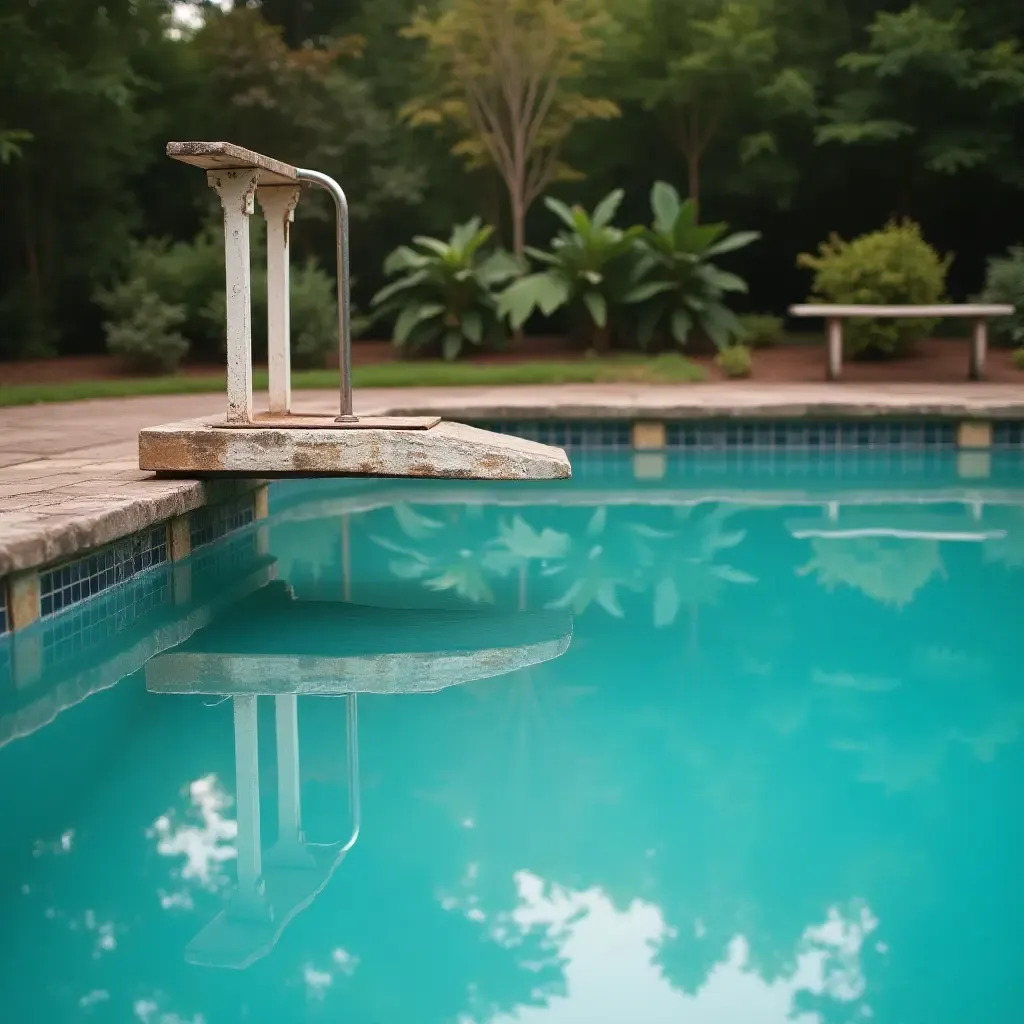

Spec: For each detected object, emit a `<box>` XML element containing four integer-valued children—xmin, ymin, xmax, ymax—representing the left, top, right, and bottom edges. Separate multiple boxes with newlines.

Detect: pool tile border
<box><xmin>0</xmin><ymin>487</ymin><xmax>266</xmax><ymax>634</ymax></box>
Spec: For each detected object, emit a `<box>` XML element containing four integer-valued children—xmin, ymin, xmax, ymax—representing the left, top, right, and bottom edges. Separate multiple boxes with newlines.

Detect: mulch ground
<box><xmin>2</xmin><ymin>337</ymin><xmax>1022</xmax><ymax>385</ymax></box>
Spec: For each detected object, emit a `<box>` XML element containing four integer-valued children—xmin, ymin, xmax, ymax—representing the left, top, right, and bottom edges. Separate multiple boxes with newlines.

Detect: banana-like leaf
<box><xmin>651</xmin><ymin>182</ymin><xmax>681</xmax><ymax>235</ymax></box>
<box><xmin>623</xmin><ymin>280</ymin><xmax>675</xmax><ymax>304</ymax></box>
<box><xmin>442</xmin><ymin>330</ymin><xmax>463</xmax><ymax>361</ymax></box>
<box><xmin>671</xmin><ymin>308</ymin><xmax>693</xmax><ymax>344</ymax></box>
<box><xmin>705</xmin><ymin>231</ymin><xmax>761</xmax><ymax>257</ymax></box>
<box><xmin>461</xmin><ymin>309</ymin><xmax>483</xmax><ymax>344</ymax></box>
<box><xmin>413</xmin><ymin>235</ymin><xmax>453</xmax><ymax>258</ymax></box>
<box><xmin>371</xmin><ymin>268</ymin><xmax>429</xmax><ymax>307</ymax></box>
<box><xmin>382</xmin><ymin>245</ymin><xmax>429</xmax><ymax>275</ymax></box>
<box><xmin>592</xmin><ymin>188</ymin><xmax>625</xmax><ymax>229</ymax></box>
<box><xmin>583</xmin><ymin>290</ymin><xmax>607</xmax><ymax>327</ymax></box>
<box><xmin>544</xmin><ymin>195</ymin><xmax>578</xmax><ymax>231</ymax></box>
<box><xmin>394</xmin><ymin>301</ymin><xmax>444</xmax><ymax>344</ymax></box>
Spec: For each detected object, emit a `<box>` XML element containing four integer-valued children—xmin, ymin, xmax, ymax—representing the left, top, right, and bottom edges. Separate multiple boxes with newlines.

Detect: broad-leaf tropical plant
<box><xmin>625</xmin><ymin>182</ymin><xmax>759</xmax><ymax>350</ymax></box>
<box><xmin>372</xmin><ymin>218</ymin><xmax>521</xmax><ymax>360</ymax></box>
<box><xmin>498</xmin><ymin>190</ymin><xmax>642</xmax><ymax>351</ymax></box>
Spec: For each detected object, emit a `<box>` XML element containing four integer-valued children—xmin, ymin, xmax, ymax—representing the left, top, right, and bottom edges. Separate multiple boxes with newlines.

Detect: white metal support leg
<box><xmin>208</xmin><ymin>169</ymin><xmax>261</xmax><ymax>423</ymax></box>
<box><xmin>232</xmin><ymin>695</ymin><xmax>263</xmax><ymax>897</ymax></box>
<box><xmin>275</xmin><ymin>694</ymin><xmax>302</xmax><ymax>847</ymax></box>
<box><xmin>258</xmin><ymin>185</ymin><xmax>301</xmax><ymax>414</ymax></box>
<box><xmin>970</xmin><ymin>317</ymin><xmax>987</xmax><ymax>380</ymax></box>
<box><xmin>826</xmin><ymin>317</ymin><xmax>843</xmax><ymax>381</ymax></box>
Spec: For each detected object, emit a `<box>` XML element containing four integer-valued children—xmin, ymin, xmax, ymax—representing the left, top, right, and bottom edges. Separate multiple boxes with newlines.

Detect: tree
<box><xmin>607</xmin><ymin>0</ymin><xmax>814</xmax><ymax>219</ymax></box>
<box><xmin>193</xmin><ymin>6</ymin><xmax>423</xmax><ymax>224</ymax></box>
<box><xmin>816</xmin><ymin>5</ymin><xmax>1024</xmax><ymax>191</ymax></box>
<box><xmin>400</xmin><ymin>0</ymin><xmax>619</xmax><ymax>257</ymax></box>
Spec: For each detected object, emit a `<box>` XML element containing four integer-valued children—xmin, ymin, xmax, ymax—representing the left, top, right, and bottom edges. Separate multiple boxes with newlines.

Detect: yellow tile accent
<box><xmin>632</xmin><ymin>421</ymin><xmax>666</xmax><ymax>451</ymax></box>
<box><xmin>633</xmin><ymin>452</ymin><xmax>667</xmax><ymax>480</ymax></box>
<box><xmin>957</xmin><ymin>451</ymin><xmax>991</xmax><ymax>479</ymax></box>
<box><xmin>957</xmin><ymin>421</ymin><xmax>991</xmax><ymax>449</ymax></box>
<box><xmin>9</xmin><ymin>570</ymin><xmax>40</xmax><ymax>631</ymax></box>
<box><xmin>168</xmin><ymin>515</ymin><xmax>191</xmax><ymax>562</ymax></box>
<box><xmin>12</xmin><ymin>633</ymin><xmax>42</xmax><ymax>689</ymax></box>
<box><xmin>254</xmin><ymin>484</ymin><xmax>270</xmax><ymax>520</ymax></box>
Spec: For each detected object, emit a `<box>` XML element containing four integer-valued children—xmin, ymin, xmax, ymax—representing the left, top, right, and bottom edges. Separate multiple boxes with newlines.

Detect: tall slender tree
<box><xmin>400</xmin><ymin>0</ymin><xmax>619</xmax><ymax>257</ymax></box>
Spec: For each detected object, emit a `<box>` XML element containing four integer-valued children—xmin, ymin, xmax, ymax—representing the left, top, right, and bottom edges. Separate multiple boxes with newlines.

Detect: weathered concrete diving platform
<box><xmin>140</xmin><ymin>141</ymin><xmax>569</xmax><ymax>481</ymax></box>
<box><xmin>145</xmin><ymin>580</ymin><xmax>572</xmax><ymax>969</ymax></box>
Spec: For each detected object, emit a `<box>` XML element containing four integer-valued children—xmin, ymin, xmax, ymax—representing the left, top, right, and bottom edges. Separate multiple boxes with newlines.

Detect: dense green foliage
<box><xmin>738</xmin><ymin>313</ymin><xmax>786</xmax><ymax>347</ymax></box>
<box><xmin>500</xmin><ymin>191</ymin><xmax>641</xmax><ymax>350</ymax></box>
<box><xmin>625</xmin><ymin>182</ymin><xmax>758</xmax><ymax>350</ymax></box>
<box><xmin>95</xmin><ymin>278</ymin><xmax>189</xmax><ymax>374</ymax></box>
<box><xmin>1</xmin><ymin>0</ymin><xmax>1023</xmax><ymax>362</ymax></box>
<box><xmin>102</xmin><ymin>221</ymin><xmax>340</xmax><ymax>368</ymax></box>
<box><xmin>372</xmin><ymin>219</ymin><xmax>520</xmax><ymax>359</ymax></box>
<box><xmin>979</xmin><ymin>245</ymin><xmax>1024</xmax><ymax>347</ymax></box>
<box><xmin>798</xmin><ymin>220</ymin><xmax>951</xmax><ymax>357</ymax></box>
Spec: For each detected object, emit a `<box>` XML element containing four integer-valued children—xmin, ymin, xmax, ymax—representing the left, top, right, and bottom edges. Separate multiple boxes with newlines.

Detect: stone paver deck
<box><xmin>2</xmin><ymin>382</ymin><xmax>1024</xmax><ymax>576</ymax></box>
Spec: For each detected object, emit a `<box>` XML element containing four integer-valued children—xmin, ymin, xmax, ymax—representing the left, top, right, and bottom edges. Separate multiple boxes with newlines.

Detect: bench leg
<box><xmin>827</xmin><ymin>318</ymin><xmax>843</xmax><ymax>380</ymax></box>
<box><xmin>970</xmin><ymin>318</ymin><xmax>987</xmax><ymax>380</ymax></box>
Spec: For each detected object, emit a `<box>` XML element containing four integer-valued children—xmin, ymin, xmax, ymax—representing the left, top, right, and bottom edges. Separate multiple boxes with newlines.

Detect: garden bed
<box><xmin>2</xmin><ymin>336</ymin><xmax>1023</xmax><ymax>405</ymax></box>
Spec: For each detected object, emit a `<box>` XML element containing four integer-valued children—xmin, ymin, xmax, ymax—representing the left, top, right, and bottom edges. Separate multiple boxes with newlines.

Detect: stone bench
<box><xmin>789</xmin><ymin>304</ymin><xmax>1015</xmax><ymax>380</ymax></box>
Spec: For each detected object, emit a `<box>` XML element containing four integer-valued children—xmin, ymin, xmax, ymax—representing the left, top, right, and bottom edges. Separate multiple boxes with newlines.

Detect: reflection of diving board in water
<box><xmin>179</xmin><ymin>692</ymin><xmax>359</xmax><ymax>971</ymax></box>
<box><xmin>786</xmin><ymin>507</ymin><xmax>1007</xmax><ymax>543</ymax></box>
<box><xmin>145</xmin><ymin>582</ymin><xmax>573</xmax><ymax>694</ymax></box>
<box><xmin>139</xmin><ymin>142</ymin><xmax>569</xmax><ymax>481</ymax></box>
<box><xmin>144</xmin><ymin>587</ymin><xmax>572</xmax><ymax>969</ymax></box>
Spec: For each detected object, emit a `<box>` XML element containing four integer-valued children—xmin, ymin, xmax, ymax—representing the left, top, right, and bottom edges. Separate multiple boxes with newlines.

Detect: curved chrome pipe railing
<box><xmin>295</xmin><ymin>168</ymin><xmax>356</xmax><ymax>422</ymax></box>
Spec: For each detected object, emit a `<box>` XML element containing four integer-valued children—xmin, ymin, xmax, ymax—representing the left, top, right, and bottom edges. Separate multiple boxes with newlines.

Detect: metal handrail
<box><xmin>296</xmin><ymin>168</ymin><xmax>356</xmax><ymax>422</ymax></box>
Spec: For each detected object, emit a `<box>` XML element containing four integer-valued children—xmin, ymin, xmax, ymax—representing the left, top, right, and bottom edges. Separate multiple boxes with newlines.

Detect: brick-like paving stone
<box><xmin>2</xmin><ymin>382</ymin><xmax>1024</xmax><ymax>575</ymax></box>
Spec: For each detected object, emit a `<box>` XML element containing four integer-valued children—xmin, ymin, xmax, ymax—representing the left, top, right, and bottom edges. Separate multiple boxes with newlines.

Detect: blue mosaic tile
<box><xmin>664</xmin><ymin>420</ymin><xmax>955</xmax><ymax>451</ymax></box>
<box><xmin>41</xmin><ymin>567</ymin><xmax>172</xmax><ymax>672</ymax></box>
<box><xmin>994</xmin><ymin>422</ymin><xmax>1024</xmax><ymax>449</ymax></box>
<box><xmin>474</xmin><ymin>421</ymin><xmax>630</xmax><ymax>451</ymax></box>
<box><xmin>189</xmin><ymin>494</ymin><xmax>255</xmax><ymax>551</ymax></box>
<box><xmin>39</xmin><ymin>526</ymin><xmax>168</xmax><ymax>620</ymax></box>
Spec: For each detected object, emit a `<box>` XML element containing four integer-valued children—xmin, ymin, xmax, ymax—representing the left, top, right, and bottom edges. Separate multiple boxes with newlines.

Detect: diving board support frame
<box><xmin>154</xmin><ymin>142</ymin><xmax>570</xmax><ymax>480</ymax></box>
<box><xmin>257</xmin><ymin>185</ymin><xmax>302</xmax><ymax>415</ymax></box>
<box><xmin>233</xmin><ymin>695</ymin><xmax>264</xmax><ymax>904</ymax></box>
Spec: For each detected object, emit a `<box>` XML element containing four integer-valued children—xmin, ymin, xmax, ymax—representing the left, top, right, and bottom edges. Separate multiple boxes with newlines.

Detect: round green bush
<box><xmin>1011</xmin><ymin>348</ymin><xmax>1024</xmax><ymax>371</ymax></box>
<box><xmin>798</xmin><ymin>220</ymin><xmax>951</xmax><ymax>359</ymax></box>
<box><xmin>716</xmin><ymin>343</ymin><xmax>752</xmax><ymax>378</ymax></box>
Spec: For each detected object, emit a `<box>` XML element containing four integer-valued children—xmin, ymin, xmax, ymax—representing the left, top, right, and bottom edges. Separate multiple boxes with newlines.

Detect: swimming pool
<box><xmin>2</xmin><ymin>448</ymin><xmax>1023</xmax><ymax>1022</ymax></box>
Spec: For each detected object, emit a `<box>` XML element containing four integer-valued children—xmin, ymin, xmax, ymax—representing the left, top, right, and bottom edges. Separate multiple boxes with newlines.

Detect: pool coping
<box><xmin>3</xmin><ymin>383</ymin><xmax>1024</xmax><ymax>633</ymax></box>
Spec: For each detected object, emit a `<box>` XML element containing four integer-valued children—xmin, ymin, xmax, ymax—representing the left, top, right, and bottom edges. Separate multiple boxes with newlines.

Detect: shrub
<box><xmin>373</xmin><ymin>218</ymin><xmax>519</xmax><ymax>360</ymax></box>
<box><xmin>623</xmin><ymin>183</ymin><xmax>759</xmax><ymax>351</ymax></box>
<box><xmin>716</xmin><ymin>344</ymin><xmax>752</xmax><ymax>378</ymax></box>
<box><xmin>1012</xmin><ymin>348</ymin><xmax>1024</xmax><ymax>371</ymax></box>
<box><xmin>96</xmin><ymin>277</ymin><xmax>189</xmax><ymax>374</ymax></box>
<box><xmin>797</xmin><ymin>220</ymin><xmax>951</xmax><ymax>358</ymax></box>
<box><xmin>289</xmin><ymin>259</ymin><xmax>339</xmax><ymax>368</ymax></box>
<box><xmin>499</xmin><ymin>191</ymin><xmax>641</xmax><ymax>352</ymax></box>
<box><xmin>978</xmin><ymin>245</ymin><xmax>1024</xmax><ymax>347</ymax></box>
<box><xmin>738</xmin><ymin>313</ymin><xmax>786</xmax><ymax>348</ymax></box>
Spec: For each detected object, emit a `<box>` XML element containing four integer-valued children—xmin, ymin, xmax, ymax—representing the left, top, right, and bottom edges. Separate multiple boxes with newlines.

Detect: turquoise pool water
<box><xmin>2</xmin><ymin>450</ymin><xmax>1024</xmax><ymax>1022</ymax></box>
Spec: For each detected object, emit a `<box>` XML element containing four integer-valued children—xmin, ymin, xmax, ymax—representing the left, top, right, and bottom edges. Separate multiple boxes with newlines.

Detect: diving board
<box><xmin>140</xmin><ymin>142</ymin><xmax>570</xmax><ymax>480</ymax></box>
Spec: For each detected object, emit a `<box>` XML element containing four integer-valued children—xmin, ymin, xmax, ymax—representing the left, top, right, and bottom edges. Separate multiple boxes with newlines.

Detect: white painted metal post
<box><xmin>232</xmin><ymin>695</ymin><xmax>263</xmax><ymax>895</ymax></box>
<box><xmin>208</xmin><ymin>169</ymin><xmax>261</xmax><ymax>423</ymax></box>
<box><xmin>274</xmin><ymin>694</ymin><xmax>302</xmax><ymax>847</ymax></box>
<box><xmin>826</xmin><ymin>317</ymin><xmax>843</xmax><ymax>381</ymax></box>
<box><xmin>258</xmin><ymin>186</ymin><xmax>301</xmax><ymax>414</ymax></box>
<box><xmin>970</xmin><ymin>317</ymin><xmax>987</xmax><ymax>380</ymax></box>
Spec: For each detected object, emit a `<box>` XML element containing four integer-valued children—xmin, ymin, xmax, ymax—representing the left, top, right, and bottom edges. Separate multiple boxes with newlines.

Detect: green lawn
<box><xmin>0</xmin><ymin>355</ymin><xmax>706</xmax><ymax>407</ymax></box>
